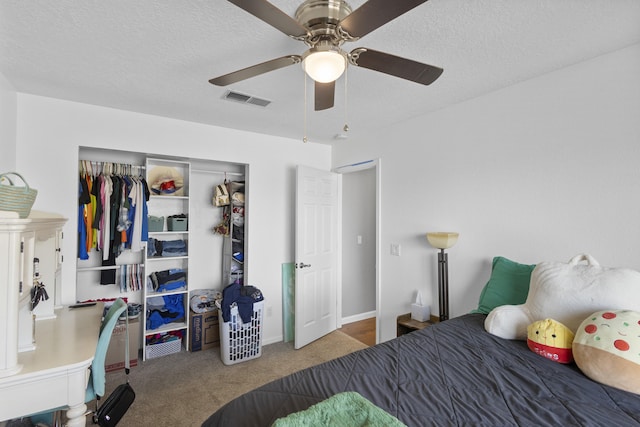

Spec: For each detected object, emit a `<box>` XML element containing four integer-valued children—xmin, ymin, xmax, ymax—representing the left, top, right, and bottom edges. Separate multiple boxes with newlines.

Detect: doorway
<box><xmin>335</xmin><ymin>159</ymin><xmax>380</xmax><ymax>344</ymax></box>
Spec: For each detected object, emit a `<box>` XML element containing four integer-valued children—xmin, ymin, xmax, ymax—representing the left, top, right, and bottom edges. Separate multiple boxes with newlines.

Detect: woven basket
<box><xmin>0</xmin><ymin>172</ymin><xmax>38</xmax><ymax>218</ymax></box>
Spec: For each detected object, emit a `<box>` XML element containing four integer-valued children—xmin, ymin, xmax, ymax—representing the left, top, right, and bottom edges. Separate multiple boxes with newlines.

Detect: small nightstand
<box><xmin>396</xmin><ymin>313</ymin><xmax>438</xmax><ymax>337</ymax></box>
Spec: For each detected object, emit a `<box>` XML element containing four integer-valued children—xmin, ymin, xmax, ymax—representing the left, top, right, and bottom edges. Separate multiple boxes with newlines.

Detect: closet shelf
<box><xmin>148</xmin><ymin>231</ymin><xmax>188</xmax><ymax>235</ymax></box>
<box><xmin>144</xmin><ymin>321</ymin><xmax>188</xmax><ymax>336</ymax></box>
<box><xmin>150</xmin><ymin>195</ymin><xmax>189</xmax><ymax>201</ymax></box>
<box><xmin>77</xmin><ymin>264</ymin><xmax>144</xmax><ymax>272</ymax></box>
<box><xmin>146</xmin><ymin>288</ymin><xmax>187</xmax><ymax>298</ymax></box>
<box><xmin>147</xmin><ymin>255</ymin><xmax>188</xmax><ymax>261</ymax></box>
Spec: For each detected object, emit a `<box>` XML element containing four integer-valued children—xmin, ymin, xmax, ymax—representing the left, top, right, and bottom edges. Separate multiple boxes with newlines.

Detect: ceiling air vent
<box><xmin>223</xmin><ymin>90</ymin><xmax>271</xmax><ymax>107</ymax></box>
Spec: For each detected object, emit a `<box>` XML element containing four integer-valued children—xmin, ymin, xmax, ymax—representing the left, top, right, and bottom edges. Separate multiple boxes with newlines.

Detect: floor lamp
<box><xmin>426</xmin><ymin>232</ymin><xmax>459</xmax><ymax>322</ymax></box>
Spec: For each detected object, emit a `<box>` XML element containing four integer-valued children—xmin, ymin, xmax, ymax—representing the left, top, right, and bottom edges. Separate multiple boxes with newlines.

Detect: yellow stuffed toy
<box><xmin>527</xmin><ymin>318</ymin><xmax>574</xmax><ymax>364</ymax></box>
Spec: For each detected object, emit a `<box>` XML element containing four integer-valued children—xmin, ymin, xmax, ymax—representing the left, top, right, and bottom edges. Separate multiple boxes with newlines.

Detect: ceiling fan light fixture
<box><xmin>302</xmin><ymin>48</ymin><xmax>346</xmax><ymax>83</ymax></box>
<box><xmin>212</xmin><ymin>0</ymin><xmax>444</xmax><ymax>112</ymax></box>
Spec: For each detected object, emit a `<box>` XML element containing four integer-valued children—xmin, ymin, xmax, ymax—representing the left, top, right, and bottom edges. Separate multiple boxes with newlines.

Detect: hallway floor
<box><xmin>340</xmin><ymin>317</ymin><xmax>376</xmax><ymax>347</ymax></box>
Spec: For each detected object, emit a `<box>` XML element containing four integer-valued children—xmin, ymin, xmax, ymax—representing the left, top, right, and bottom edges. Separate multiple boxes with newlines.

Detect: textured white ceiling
<box><xmin>1</xmin><ymin>1</ymin><xmax>639</xmax><ymax>144</ymax></box>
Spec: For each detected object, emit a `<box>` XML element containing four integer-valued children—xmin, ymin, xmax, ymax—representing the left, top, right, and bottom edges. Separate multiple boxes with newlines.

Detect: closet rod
<box><xmin>79</xmin><ymin>160</ymin><xmax>146</xmax><ymax>176</ymax></box>
<box><xmin>79</xmin><ymin>160</ymin><xmax>146</xmax><ymax>168</ymax></box>
<box><xmin>191</xmin><ymin>169</ymin><xmax>244</xmax><ymax>176</ymax></box>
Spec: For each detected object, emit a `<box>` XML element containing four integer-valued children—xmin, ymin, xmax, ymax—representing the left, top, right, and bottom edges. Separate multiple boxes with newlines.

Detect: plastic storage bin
<box><xmin>146</xmin><ymin>337</ymin><xmax>182</xmax><ymax>359</ymax></box>
<box><xmin>219</xmin><ymin>300</ymin><xmax>264</xmax><ymax>365</ymax></box>
<box><xmin>148</xmin><ymin>216</ymin><xmax>164</xmax><ymax>232</ymax></box>
<box><xmin>146</xmin><ymin>331</ymin><xmax>183</xmax><ymax>359</ymax></box>
<box><xmin>167</xmin><ymin>216</ymin><xmax>188</xmax><ymax>231</ymax></box>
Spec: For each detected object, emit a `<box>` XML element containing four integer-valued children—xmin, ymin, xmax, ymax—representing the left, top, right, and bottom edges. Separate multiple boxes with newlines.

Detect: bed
<box><xmin>202</xmin><ymin>312</ymin><xmax>640</xmax><ymax>426</ymax></box>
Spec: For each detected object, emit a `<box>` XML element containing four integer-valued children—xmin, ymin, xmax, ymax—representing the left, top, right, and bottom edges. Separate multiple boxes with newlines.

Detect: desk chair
<box><xmin>30</xmin><ymin>299</ymin><xmax>128</xmax><ymax>427</ymax></box>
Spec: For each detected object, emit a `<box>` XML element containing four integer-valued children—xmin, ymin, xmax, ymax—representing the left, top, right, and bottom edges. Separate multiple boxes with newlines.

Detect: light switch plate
<box><xmin>390</xmin><ymin>243</ymin><xmax>401</xmax><ymax>256</ymax></box>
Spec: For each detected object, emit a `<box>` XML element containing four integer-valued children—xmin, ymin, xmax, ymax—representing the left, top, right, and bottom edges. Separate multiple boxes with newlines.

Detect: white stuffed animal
<box><xmin>485</xmin><ymin>254</ymin><xmax>640</xmax><ymax>340</ymax></box>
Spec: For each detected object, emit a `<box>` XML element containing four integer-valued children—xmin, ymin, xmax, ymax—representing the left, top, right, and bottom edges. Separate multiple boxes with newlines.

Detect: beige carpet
<box><xmin>91</xmin><ymin>331</ymin><xmax>367</xmax><ymax>426</ymax></box>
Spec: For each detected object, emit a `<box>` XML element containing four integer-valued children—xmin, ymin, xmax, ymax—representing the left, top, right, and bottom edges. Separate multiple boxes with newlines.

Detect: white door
<box><xmin>294</xmin><ymin>166</ymin><xmax>340</xmax><ymax>349</ymax></box>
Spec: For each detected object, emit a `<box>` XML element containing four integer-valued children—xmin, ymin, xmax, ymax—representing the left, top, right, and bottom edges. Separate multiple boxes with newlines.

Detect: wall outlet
<box><xmin>390</xmin><ymin>243</ymin><xmax>401</xmax><ymax>256</ymax></box>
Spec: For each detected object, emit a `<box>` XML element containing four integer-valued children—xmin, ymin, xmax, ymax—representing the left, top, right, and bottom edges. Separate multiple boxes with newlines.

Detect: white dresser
<box><xmin>0</xmin><ymin>210</ymin><xmax>66</xmax><ymax>378</ymax></box>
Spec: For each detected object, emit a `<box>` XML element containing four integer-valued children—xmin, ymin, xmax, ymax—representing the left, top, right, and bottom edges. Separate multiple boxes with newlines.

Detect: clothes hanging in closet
<box><xmin>78</xmin><ymin>161</ymin><xmax>150</xmax><ymax>263</ymax></box>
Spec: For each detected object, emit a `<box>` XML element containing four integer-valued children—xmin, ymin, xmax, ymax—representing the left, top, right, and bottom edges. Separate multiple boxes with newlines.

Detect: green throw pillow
<box><xmin>472</xmin><ymin>256</ymin><xmax>536</xmax><ymax>315</ymax></box>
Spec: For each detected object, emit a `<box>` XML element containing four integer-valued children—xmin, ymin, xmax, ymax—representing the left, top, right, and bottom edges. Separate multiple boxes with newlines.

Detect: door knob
<box><xmin>297</xmin><ymin>262</ymin><xmax>311</xmax><ymax>269</ymax></box>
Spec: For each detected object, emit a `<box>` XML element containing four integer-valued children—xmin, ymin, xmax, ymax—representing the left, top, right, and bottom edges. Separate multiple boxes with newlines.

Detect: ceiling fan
<box><xmin>209</xmin><ymin>0</ymin><xmax>443</xmax><ymax>111</ymax></box>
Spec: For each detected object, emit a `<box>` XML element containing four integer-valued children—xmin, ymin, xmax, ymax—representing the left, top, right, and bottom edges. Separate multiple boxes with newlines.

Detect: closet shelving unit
<box><xmin>77</xmin><ymin>148</ymin><xmax>248</xmax><ymax>362</ymax></box>
<box><xmin>222</xmin><ymin>181</ymin><xmax>246</xmax><ymax>287</ymax></box>
<box><xmin>142</xmin><ymin>158</ymin><xmax>191</xmax><ymax>360</ymax></box>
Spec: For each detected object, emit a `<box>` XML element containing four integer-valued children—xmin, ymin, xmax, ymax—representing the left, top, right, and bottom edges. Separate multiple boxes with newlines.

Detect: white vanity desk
<box><xmin>0</xmin><ymin>303</ymin><xmax>103</xmax><ymax>426</ymax></box>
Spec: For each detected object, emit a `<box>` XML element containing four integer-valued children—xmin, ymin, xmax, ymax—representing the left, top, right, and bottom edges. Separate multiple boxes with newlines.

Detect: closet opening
<box><xmin>77</xmin><ymin>146</ymin><xmax>247</xmax><ymax>360</ymax></box>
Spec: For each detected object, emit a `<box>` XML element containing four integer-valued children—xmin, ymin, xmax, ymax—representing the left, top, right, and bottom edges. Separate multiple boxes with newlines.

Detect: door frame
<box><xmin>333</xmin><ymin>159</ymin><xmax>381</xmax><ymax>344</ymax></box>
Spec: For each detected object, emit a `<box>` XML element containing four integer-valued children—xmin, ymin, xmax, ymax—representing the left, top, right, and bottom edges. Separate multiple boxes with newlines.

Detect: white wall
<box><xmin>0</xmin><ymin>72</ymin><xmax>17</xmax><ymax>172</ymax></box>
<box><xmin>334</xmin><ymin>43</ymin><xmax>640</xmax><ymax>342</ymax></box>
<box><xmin>14</xmin><ymin>94</ymin><xmax>331</xmax><ymax>344</ymax></box>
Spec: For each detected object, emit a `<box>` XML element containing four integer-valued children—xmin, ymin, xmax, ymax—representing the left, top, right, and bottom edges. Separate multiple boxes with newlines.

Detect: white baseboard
<box><xmin>263</xmin><ymin>311</ymin><xmax>376</xmax><ymax>346</ymax></box>
<box><xmin>341</xmin><ymin>310</ymin><xmax>376</xmax><ymax>325</ymax></box>
<box><xmin>263</xmin><ymin>335</ymin><xmax>284</xmax><ymax>346</ymax></box>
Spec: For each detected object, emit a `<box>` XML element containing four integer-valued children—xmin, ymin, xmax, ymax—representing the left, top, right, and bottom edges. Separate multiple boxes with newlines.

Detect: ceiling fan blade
<box><xmin>315</xmin><ymin>80</ymin><xmax>335</xmax><ymax>111</ymax></box>
<box><xmin>338</xmin><ymin>0</ymin><xmax>429</xmax><ymax>39</ymax></box>
<box><xmin>350</xmin><ymin>48</ymin><xmax>443</xmax><ymax>85</ymax></box>
<box><xmin>227</xmin><ymin>0</ymin><xmax>309</xmax><ymax>38</ymax></box>
<box><xmin>209</xmin><ymin>55</ymin><xmax>302</xmax><ymax>86</ymax></box>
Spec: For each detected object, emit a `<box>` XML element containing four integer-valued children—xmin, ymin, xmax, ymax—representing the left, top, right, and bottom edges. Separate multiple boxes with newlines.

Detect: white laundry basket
<box><xmin>219</xmin><ymin>300</ymin><xmax>264</xmax><ymax>365</ymax></box>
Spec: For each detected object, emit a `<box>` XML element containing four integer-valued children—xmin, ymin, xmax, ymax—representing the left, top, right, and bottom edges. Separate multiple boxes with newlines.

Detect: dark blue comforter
<box><xmin>203</xmin><ymin>313</ymin><xmax>640</xmax><ymax>426</ymax></box>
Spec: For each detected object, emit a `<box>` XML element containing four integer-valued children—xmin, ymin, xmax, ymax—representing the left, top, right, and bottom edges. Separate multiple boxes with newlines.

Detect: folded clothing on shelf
<box><xmin>147</xmin><ymin>268</ymin><xmax>187</xmax><ymax>293</ymax></box>
<box><xmin>147</xmin><ymin>237</ymin><xmax>188</xmax><ymax>257</ymax></box>
<box><xmin>146</xmin><ymin>294</ymin><xmax>185</xmax><ymax>330</ymax></box>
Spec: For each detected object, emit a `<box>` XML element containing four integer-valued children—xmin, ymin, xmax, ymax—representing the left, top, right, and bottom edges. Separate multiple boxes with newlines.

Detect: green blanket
<box><xmin>271</xmin><ymin>391</ymin><xmax>406</xmax><ymax>427</ymax></box>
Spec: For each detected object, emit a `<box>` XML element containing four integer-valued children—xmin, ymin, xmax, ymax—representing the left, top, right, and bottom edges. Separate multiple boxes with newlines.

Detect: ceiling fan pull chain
<box><xmin>343</xmin><ymin>66</ymin><xmax>349</xmax><ymax>133</ymax></box>
<box><xmin>303</xmin><ymin>73</ymin><xmax>308</xmax><ymax>143</ymax></box>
